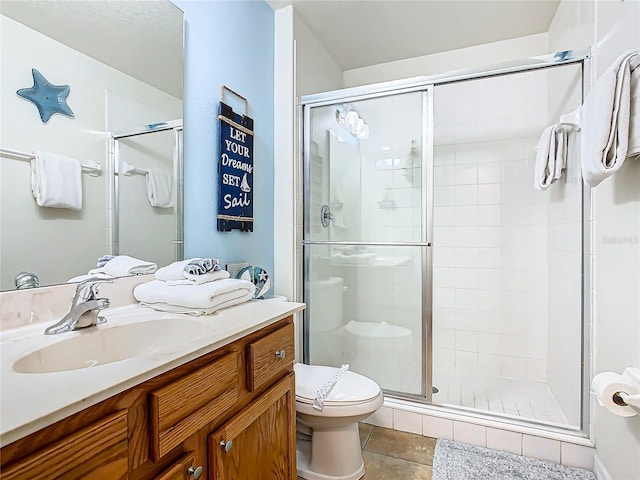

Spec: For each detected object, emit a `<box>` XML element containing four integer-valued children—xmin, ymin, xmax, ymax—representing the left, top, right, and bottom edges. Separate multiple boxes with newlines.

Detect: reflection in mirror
<box><xmin>113</xmin><ymin>122</ymin><xmax>184</xmax><ymax>266</ymax></box>
<box><xmin>0</xmin><ymin>1</ymin><xmax>183</xmax><ymax>290</ymax></box>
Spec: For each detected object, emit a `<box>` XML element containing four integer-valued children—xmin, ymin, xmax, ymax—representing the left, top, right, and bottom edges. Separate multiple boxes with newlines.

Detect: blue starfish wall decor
<box><xmin>16</xmin><ymin>68</ymin><xmax>74</xmax><ymax>123</ymax></box>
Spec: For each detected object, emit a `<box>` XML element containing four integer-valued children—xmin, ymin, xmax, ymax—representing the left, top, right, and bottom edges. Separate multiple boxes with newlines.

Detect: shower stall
<box><xmin>301</xmin><ymin>51</ymin><xmax>589</xmax><ymax>433</ymax></box>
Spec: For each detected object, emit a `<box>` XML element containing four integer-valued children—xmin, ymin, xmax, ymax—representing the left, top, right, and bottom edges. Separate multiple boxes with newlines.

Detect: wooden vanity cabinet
<box><xmin>209</xmin><ymin>374</ymin><xmax>296</xmax><ymax>480</ymax></box>
<box><xmin>0</xmin><ymin>316</ymin><xmax>296</xmax><ymax>480</ymax></box>
<box><xmin>0</xmin><ymin>410</ymin><xmax>129</xmax><ymax>480</ymax></box>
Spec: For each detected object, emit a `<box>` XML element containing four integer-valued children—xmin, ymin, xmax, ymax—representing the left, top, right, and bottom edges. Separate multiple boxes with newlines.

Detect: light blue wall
<box><xmin>173</xmin><ymin>0</ymin><xmax>275</xmax><ymax>283</ymax></box>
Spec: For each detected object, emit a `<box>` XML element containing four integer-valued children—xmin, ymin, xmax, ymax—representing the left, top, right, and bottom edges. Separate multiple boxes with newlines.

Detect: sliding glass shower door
<box><xmin>303</xmin><ymin>90</ymin><xmax>431</xmax><ymax>397</ymax></box>
<box><xmin>302</xmin><ymin>52</ymin><xmax>588</xmax><ymax>434</ymax></box>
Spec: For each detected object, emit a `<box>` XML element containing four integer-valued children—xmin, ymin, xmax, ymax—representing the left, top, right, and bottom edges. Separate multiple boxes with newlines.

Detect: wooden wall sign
<box><xmin>217</xmin><ymin>87</ymin><xmax>254</xmax><ymax>232</ymax></box>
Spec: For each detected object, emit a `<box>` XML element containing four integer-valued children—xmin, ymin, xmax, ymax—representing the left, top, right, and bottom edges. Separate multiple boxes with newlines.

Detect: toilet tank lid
<box><xmin>294</xmin><ymin>363</ymin><xmax>381</xmax><ymax>405</ymax></box>
<box><xmin>344</xmin><ymin>320</ymin><xmax>411</xmax><ymax>338</ymax></box>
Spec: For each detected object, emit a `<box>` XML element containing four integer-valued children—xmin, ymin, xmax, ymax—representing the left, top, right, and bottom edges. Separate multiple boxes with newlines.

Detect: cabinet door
<box><xmin>156</xmin><ymin>452</ymin><xmax>204</xmax><ymax>480</ymax></box>
<box><xmin>1</xmin><ymin>410</ymin><xmax>128</xmax><ymax>480</ymax></box>
<box><xmin>208</xmin><ymin>373</ymin><xmax>296</xmax><ymax>480</ymax></box>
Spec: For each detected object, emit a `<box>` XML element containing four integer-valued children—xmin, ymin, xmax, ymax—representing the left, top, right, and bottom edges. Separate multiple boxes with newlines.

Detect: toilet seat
<box><xmin>294</xmin><ymin>363</ymin><xmax>381</xmax><ymax>405</ymax></box>
<box><xmin>294</xmin><ymin>363</ymin><xmax>381</xmax><ymax>408</ymax></box>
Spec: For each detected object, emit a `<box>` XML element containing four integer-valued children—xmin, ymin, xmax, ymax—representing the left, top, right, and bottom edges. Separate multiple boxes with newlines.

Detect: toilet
<box><xmin>295</xmin><ymin>363</ymin><xmax>383</xmax><ymax>480</ymax></box>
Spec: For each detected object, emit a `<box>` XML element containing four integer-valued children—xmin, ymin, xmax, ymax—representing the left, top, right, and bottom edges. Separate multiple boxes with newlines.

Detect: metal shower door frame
<box><xmin>300</xmin><ymin>49</ymin><xmax>592</xmax><ymax>436</ymax></box>
<box><xmin>302</xmin><ymin>86</ymin><xmax>434</xmax><ymax>400</ymax></box>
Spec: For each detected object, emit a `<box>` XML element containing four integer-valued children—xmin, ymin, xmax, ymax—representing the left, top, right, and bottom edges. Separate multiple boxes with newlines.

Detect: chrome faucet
<box><xmin>44</xmin><ymin>280</ymin><xmax>111</xmax><ymax>335</ymax></box>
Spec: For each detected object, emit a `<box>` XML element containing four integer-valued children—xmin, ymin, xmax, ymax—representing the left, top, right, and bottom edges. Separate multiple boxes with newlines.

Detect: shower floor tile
<box><xmin>432</xmin><ymin>370</ymin><xmax>569</xmax><ymax>424</ymax></box>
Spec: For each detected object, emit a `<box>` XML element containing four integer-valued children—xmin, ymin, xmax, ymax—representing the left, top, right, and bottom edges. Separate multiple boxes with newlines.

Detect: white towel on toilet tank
<box><xmin>134</xmin><ymin>278</ymin><xmax>255</xmax><ymax>311</ymax></box>
<box><xmin>30</xmin><ymin>151</ymin><xmax>82</xmax><ymax>210</ymax></box>
<box><xmin>146</xmin><ymin>168</ymin><xmax>173</xmax><ymax>208</ymax></box>
<box><xmin>581</xmin><ymin>51</ymin><xmax>639</xmax><ymax>187</ymax></box>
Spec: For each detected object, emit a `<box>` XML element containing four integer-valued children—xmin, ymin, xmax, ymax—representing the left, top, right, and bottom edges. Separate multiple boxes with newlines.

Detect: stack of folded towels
<box><xmin>133</xmin><ymin>258</ymin><xmax>255</xmax><ymax>315</ymax></box>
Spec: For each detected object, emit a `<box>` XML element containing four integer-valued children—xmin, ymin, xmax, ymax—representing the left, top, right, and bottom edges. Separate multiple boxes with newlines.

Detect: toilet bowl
<box><xmin>295</xmin><ymin>363</ymin><xmax>383</xmax><ymax>480</ymax></box>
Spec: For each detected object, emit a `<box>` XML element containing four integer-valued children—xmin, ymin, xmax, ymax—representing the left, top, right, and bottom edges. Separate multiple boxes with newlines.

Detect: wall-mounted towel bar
<box><xmin>0</xmin><ymin>147</ymin><xmax>102</xmax><ymax>176</ymax></box>
<box><xmin>559</xmin><ymin>107</ymin><xmax>581</xmax><ymax>131</ymax></box>
<box><xmin>120</xmin><ymin>161</ymin><xmax>149</xmax><ymax>176</ymax></box>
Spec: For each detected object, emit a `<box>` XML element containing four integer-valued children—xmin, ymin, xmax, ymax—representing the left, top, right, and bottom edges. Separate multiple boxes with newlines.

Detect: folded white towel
<box><xmin>30</xmin><ymin>151</ymin><xmax>82</xmax><ymax>210</ymax></box>
<box><xmin>581</xmin><ymin>51</ymin><xmax>639</xmax><ymax>187</ymax></box>
<box><xmin>138</xmin><ymin>289</ymin><xmax>255</xmax><ymax>316</ymax></box>
<box><xmin>134</xmin><ymin>278</ymin><xmax>255</xmax><ymax>310</ymax></box>
<box><xmin>167</xmin><ymin>269</ymin><xmax>230</xmax><ymax>286</ymax></box>
<box><xmin>155</xmin><ymin>259</ymin><xmax>194</xmax><ymax>281</ymax></box>
<box><xmin>628</xmin><ymin>57</ymin><xmax>640</xmax><ymax>158</ymax></box>
<box><xmin>534</xmin><ymin>124</ymin><xmax>568</xmax><ymax>191</ymax></box>
<box><xmin>89</xmin><ymin>255</ymin><xmax>157</xmax><ymax>276</ymax></box>
<box><xmin>146</xmin><ymin>168</ymin><xmax>173</xmax><ymax>208</ymax></box>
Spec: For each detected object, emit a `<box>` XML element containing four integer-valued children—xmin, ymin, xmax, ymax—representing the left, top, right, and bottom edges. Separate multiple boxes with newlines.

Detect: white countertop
<box><xmin>0</xmin><ymin>298</ymin><xmax>305</xmax><ymax>447</ymax></box>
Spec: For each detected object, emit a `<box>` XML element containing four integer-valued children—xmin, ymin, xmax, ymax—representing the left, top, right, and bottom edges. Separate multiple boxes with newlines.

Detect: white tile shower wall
<box><xmin>432</xmin><ymin>71</ymin><xmax>553</xmax><ymax>386</ymax></box>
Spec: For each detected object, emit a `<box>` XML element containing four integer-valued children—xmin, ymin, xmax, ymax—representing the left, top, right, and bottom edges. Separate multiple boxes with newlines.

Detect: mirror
<box><xmin>0</xmin><ymin>1</ymin><xmax>184</xmax><ymax>290</ymax></box>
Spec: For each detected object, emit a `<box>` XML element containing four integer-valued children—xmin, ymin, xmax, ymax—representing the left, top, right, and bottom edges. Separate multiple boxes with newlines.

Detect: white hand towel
<box><xmin>30</xmin><ymin>151</ymin><xmax>82</xmax><ymax>210</ymax></box>
<box><xmin>628</xmin><ymin>57</ymin><xmax>640</xmax><ymax>158</ymax></box>
<box><xmin>167</xmin><ymin>269</ymin><xmax>230</xmax><ymax>286</ymax></box>
<box><xmin>581</xmin><ymin>51</ymin><xmax>639</xmax><ymax>187</ymax></box>
<box><xmin>155</xmin><ymin>259</ymin><xmax>194</xmax><ymax>281</ymax></box>
<box><xmin>134</xmin><ymin>278</ymin><xmax>255</xmax><ymax>310</ymax></box>
<box><xmin>534</xmin><ymin>124</ymin><xmax>568</xmax><ymax>191</ymax></box>
<box><xmin>146</xmin><ymin>168</ymin><xmax>173</xmax><ymax>208</ymax></box>
<box><xmin>138</xmin><ymin>289</ymin><xmax>255</xmax><ymax>316</ymax></box>
<box><xmin>89</xmin><ymin>255</ymin><xmax>157</xmax><ymax>276</ymax></box>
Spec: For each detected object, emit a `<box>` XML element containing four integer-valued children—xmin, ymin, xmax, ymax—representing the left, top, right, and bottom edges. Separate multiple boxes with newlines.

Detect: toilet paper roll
<box><xmin>591</xmin><ymin>372</ymin><xmax>639</xmax><ymax>417</ymax></box>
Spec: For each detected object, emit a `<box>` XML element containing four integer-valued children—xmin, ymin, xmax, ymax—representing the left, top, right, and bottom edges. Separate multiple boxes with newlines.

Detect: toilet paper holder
<box><xmin>592</xmin><ymin>367</ymin><xmax>640</xmax><ymax>417</ymax></box>
<box><xmin>612</xmin><ymin>391</ymin><xmax>640</xmax><ymax>409</ymax></box>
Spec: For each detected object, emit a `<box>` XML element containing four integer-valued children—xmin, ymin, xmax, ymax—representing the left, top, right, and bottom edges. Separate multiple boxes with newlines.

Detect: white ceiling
<box><xmin>267</xmin><ymin>0</ymin><xmax>561</xmax><ymax>71</ymax></box>
<box><xmin>0</xmin><ymin>1</ymin><xmax>183</xmax><ymax>98</ymax></box>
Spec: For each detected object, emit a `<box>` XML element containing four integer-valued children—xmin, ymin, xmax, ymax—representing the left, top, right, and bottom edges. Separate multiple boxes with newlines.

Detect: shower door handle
<box><xmin>321</xmin><ymin>205</ymin><xmax>333</xmax><ymax>228</ymax></box>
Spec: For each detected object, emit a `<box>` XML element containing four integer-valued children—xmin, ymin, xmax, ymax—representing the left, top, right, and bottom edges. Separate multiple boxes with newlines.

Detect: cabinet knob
<box><xmin>187</xmin><ymin>465</ymin><xmax>203</xmax><ymax>479</ymax></box>
<box><xmin>220</xmin><ymin>439</ymin><xmax>233</xmax><ymax>452</ymax></box>
<box><xmin>275</xmin><ymin>349</ymin><xmax>286</xmax><ymax>359</ymax></box>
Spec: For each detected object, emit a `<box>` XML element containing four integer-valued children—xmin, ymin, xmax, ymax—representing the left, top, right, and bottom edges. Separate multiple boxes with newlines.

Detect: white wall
<box><xmin>274</xmin><ymin>5</ymin><xmax>296</xmax><ymax>306</ymax></box>
<box><xmin>294</xmin><ymin>11</ymin><xmax>343</xmax><ymax>97</ymax></box>
<box><xmin>0</xmin><ymin>15</ymin><xmax>181</xmax><ymax>289</ymax></box>
<box><xmin>343</xmin><ymin>33</ymin><xmax>548</xmax><ymax>87</ymax></box>
<box><xmin>590</xmin><ymin>1</ymin><xmax>640</xmax><ymax>478</ymax></box>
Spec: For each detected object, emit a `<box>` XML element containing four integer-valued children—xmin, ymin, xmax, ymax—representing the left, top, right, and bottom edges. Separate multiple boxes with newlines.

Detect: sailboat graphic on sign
<box><xmin>240</xmin><ymin>173</ymin><xmax>251</xmax><ymax>193</ymax></box>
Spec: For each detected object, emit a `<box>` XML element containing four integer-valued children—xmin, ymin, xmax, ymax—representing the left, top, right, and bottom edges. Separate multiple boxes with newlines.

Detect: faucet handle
<box><xmin>72</xmin><ymin>278</ymin><xmax>113</xmax><ymax>305</ymax></box>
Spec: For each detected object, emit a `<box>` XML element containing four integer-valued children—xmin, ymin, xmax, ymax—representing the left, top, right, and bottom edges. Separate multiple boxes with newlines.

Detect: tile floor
<box><xmin>298</xmin><ymin>424</ymin><xmax>436</xmax><ymax>480</ymax></box>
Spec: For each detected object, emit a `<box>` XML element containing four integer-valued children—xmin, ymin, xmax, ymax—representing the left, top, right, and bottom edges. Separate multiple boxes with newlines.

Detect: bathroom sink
<box><xmin>13</xmin><ymin>319</ymin><xmax>205</xmax><ymax>374</ymax></box>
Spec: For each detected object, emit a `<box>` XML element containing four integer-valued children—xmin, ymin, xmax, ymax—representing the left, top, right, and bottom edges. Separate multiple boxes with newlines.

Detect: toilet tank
<box><xmin>309</xmin><ymin>276</ymin><xmax>344</xmax><ymax>333</ymax></box>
